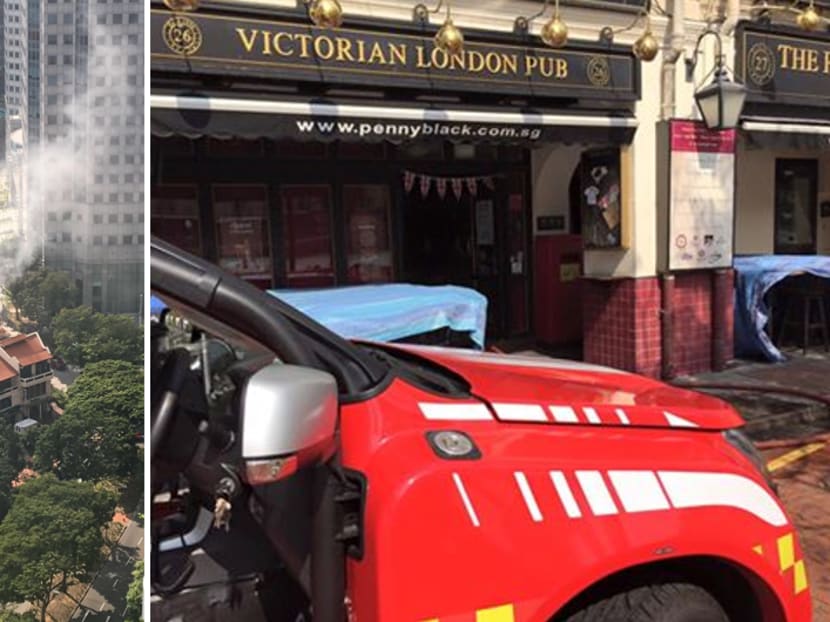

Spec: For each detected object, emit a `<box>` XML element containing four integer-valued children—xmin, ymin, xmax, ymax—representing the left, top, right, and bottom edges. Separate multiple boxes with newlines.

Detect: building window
<box><xmin>24</xmin><ymin>383</ymin><xmax>47</xmax><ymax>401</ymax></box>
<box><xmin>0</xmin><ymin>379</ymin><xmax>13</xmax><ymax>394</ymax></box>
<box><xmin>35</xmin><ymin>361</ymin><xmax>50</xmax><ymax>375</ymax></box>
<box><xmin>93</xmin><ymin>235</ymin><xmax>102</xmax><ymax>245</ymax></box>
<box><xmin>0</xmin><ymin>398</ymin><xmax>11</xmax><ymax>412</ymax></box>
<box><xmin>107</xmin><ymin>235</ymin><xmax>117</xmax><ymax>245</ymax></box>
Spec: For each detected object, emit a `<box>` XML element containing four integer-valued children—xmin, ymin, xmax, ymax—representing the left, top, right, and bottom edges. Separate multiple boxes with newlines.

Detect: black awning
<box><xmin>741</xmin><ymin>116</ymin><xmax>830</xmax><ymax>150</ymax></box>
<box><xmin>150</xmin><ymin>94</ymin><xmax>638</xmax><ymax>146</ymax></box>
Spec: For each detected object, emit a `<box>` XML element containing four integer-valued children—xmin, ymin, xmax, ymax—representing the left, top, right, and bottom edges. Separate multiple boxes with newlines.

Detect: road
<box><xmin>71</xmin><ymin>515</ymin><xmax>144</xmax><ymax>622</ymax></box>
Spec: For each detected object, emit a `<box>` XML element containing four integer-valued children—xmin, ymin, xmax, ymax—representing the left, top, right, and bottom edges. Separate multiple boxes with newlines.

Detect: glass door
<box><xmin>281</xmin><ymin>185</ymin><xmax>336</xmax><ymax>288</ymax></box>
<box><xmin>775</xmin><ymin>159</ymin><xmax>817</xmax><ymax>255</ymax></box>
<box><xmin>212</xmin><ymin>184</ymin><xmax>273</xmax><ymax>289</ymax></box>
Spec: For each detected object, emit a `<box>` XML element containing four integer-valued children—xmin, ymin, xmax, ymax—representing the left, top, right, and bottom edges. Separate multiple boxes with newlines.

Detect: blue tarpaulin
<box><xmin>152</xmin><ymin>284</ymin><xmax>488</xmax><ymax>348</ymax></box>
<box><xmin>269</xmin><ymin>284</ymin><xmax>487</xmax><ymax>349</ymax></box>
<box><xmin>734</xmin><ymin>255</ymin><xmax>830</xmax><ymax>361</ymax></box>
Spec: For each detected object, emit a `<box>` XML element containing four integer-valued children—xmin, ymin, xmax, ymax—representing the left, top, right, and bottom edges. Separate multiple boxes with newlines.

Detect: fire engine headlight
<box><xmin>427</xmin><ymin>430</ymin><xmax>480</xmax><ymax>460</ymax></box>
<box><xmin>723</xmin><ymin>429</ymin><xmax>777</xmax><ymax>494</ymax></box>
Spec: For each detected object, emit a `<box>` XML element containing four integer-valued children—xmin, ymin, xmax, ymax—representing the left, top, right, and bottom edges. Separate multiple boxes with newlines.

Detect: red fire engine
<box><xmin>150</xmin><ymin>237</ymin><xmax>810</xmax><ymax>622</ymax></box>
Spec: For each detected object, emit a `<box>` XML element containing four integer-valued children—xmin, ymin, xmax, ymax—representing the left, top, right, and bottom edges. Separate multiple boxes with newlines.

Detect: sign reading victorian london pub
<box><xmin>151</xmin><ymin>10</ymin><xmax>638</xmax><ymax>101</ymax></box>
<box><xmin>736</xmin><ymin>22</ymin><xmax>830</xmax><ymax>107</ymax></box>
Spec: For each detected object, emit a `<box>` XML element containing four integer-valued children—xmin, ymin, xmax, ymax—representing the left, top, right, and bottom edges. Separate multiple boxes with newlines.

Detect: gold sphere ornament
<box><xmin>797</xmin><ymin>4</ymin><xmax>821</xmax><ymax>31</ymax></box>
<box><xmin>163</xmin><ymin>0</ymin><xmax>199</xmax><ymax>10</ymax></box>
<box><xmin>435</xmin><ymin>18</ymin><xmax>464</xmax><ymax>55</ymax></box>
<box><xmin>309</xmin><ymin>0</ymin><xmax>344</xmax><ymax>29</ymax></box>
<box><xmin>541</xmin><ymin>15</ymin><xmax>568</xmax><ymax>48</ymax></box>
<box><xmin>633</xmin><ymin>30</ymin><xmax>659</xmax><ymax>61</ymax></box>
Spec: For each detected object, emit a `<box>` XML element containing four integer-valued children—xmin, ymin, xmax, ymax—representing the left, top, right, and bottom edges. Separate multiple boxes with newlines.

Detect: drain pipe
<box><xmin>660</xmin><ymin>273</ymin><xmax>676</xmax><ymax>380</ymax></box>
<box><xmin>660</xmin><ymin>0</ymin><xmax>685</xmax><ymax>120</ymax></box>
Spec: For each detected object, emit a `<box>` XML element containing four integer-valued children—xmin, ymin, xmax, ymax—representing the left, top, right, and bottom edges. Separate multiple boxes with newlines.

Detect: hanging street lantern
<box><xmin>685</xmin><ymin>28</ymin><xmax>747</xmax><ymax>130</ymax></box>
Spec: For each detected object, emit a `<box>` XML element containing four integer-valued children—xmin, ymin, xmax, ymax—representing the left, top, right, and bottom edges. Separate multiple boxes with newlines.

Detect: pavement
<box><xmin>675</xmin><ymin>349</ymin><xmax>830</xmax><ymax>441</ymax></box>
<box><xmin>762</xmin><ymin>443</ymin><xmax>830</xmax><ymax>620</ymax></box>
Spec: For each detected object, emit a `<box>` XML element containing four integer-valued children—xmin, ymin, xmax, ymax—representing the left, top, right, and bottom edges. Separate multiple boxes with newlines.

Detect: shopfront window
<box><xmin>150</xmin><ymin>185</ymin><xmax>202</xmax><ymax>256</ymax></box>
<box><xmin>213</xmin><ymin>184</ymin><xmax>273</xmax><ymax>288</ymax></box>
<box><xmin>344</xmin><ymin>185</ymin><xmax>394</xmax><ymax>284</ymax></box>
<box><xmin>281</xmin><ymin>185</ymin><xmax>335</xmax><ymax>288</ymax></box>
<box><xmin>775</xmin><ymin>159</ymin><xmax>817</xmax><ymax>255</ymax></box>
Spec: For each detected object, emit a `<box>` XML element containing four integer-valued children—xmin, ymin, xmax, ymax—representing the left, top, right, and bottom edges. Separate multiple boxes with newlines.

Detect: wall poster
<box><xmin>212</xmin><ymin>184</ymin><xmax>272</xmax><ymax>287</ymax></box>
<box><xmin>581</xmin><ymin>149</ymin><xmax>622</xmax><ymax>248</ymax></box>
<box><xmin>668</xmin><ymin>120</ymin><xmax>735</xmax><ymax>271</ymax></box>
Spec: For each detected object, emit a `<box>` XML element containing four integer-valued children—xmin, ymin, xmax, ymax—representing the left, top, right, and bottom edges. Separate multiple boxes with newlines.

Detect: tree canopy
<box><xmin>3</xmin><ymin>265</ymin><xmax>79</xmax><ymax>332</ymax></box>
<box><xmin>0</xmin><ymin>424</ymin><xmax>24</xmax><ymax>523</ymax></box>
<box><xmin>34</xmin><ymin>360</ymin><xmax>142</xmax><ymax>482</ymax></box>
<box><xmin>0</xmin><ymin>475</ymin><xmax>115</xmax><ymax>622</ymax></box>
<box><xmin>52</xmin><ymin>306</ymin><xmax>142</xmax><ymax>367</ymax></box>
<box><xmin>124</xmin><ymin>560</ymin><xmax>143</xmax><ymax>622</ymax></box>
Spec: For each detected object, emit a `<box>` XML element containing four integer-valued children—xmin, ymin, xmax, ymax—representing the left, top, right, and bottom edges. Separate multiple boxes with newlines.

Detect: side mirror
<box><xmin>239</xmin><ymin>363</ymin><xmax>338</xmax><ymax>485</ymax></box>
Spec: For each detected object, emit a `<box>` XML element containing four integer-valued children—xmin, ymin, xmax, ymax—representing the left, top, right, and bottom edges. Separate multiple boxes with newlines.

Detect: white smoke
<box><xmin>0</xmin><ymin>16</ymin><xmax>144</xmax><ymax>295</ymax></box>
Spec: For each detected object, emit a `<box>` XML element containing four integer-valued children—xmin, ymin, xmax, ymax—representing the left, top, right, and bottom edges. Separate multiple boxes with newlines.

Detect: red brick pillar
<box><xmin>582</xmin><ymin>277</ymin><xmax>661</xmax><ymax>378</ymax></box>
<box><xmin>711</xmin><ymin>268</ymin><xmax>735</xmax><ymax>371</ymax></box>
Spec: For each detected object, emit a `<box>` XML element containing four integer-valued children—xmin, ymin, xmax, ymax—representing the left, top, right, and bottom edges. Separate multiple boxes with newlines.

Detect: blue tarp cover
<box><xmin>734</xmin><ymin>255</ymin><xmax>830</xmax><ymax>361</ymax></box>
<box><xmin>269</xmin><ymin>284</ymin><xmax>487</xmax><ymax>348</ymax></box>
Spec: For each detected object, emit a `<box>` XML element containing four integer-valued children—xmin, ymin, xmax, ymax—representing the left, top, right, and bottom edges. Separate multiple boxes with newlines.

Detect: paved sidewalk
<box><xmin>762</xmin><ymin>444</ymin><xmax>830</xmax><ymax>620</ymax></box>
<box><xmin>675</xmin><ymin>352</ymin><xmax>830</xmax><ymax>441</ymax></box>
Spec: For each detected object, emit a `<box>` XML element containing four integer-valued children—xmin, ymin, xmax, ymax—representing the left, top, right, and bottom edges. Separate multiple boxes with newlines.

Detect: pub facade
<box><xmin>151</xmin><ymin>0</ymin><xmax>736</xmax><ymax>377</ymax></box>
<box><xmin>734</xmin><ymin>20</ymin><xmax>830</xmax><ymax>257</ymax></box>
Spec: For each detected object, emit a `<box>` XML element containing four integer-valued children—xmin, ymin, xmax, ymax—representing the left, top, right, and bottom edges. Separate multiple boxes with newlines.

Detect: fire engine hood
<box><xmin>391</xmin><ymin>346</ymin><xmax>744</xmax><ymax>431</ymax></box>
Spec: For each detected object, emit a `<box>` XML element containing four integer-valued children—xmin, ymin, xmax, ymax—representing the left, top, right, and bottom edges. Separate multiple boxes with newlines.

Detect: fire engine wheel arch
<box><xmin>556</xmin><ymin>582</ymin><xmax>728</xmax><ymax>622</ymax></box>
<box><xmin>549</xmin><ymin>555</ymin><xmax>783</xmax><ymax>622</ymax></box>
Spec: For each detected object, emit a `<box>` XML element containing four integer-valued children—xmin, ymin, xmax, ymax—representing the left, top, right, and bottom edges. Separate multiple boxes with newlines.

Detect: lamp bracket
<box><xmin>599</xmin><ymin>26</ymin><xmax>615</xmax><ymax>43</ymax></box>
<box><xmin>684</xmin><ymin>27</ymin><xmax>723</xmax><ymax>81</ymax></box>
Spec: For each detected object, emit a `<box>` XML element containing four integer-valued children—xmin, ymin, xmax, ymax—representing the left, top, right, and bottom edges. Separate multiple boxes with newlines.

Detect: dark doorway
<box><xmin>775</xmin><ymin>158</ymin><xmax>818</xmax><ymax>255</ymax></box>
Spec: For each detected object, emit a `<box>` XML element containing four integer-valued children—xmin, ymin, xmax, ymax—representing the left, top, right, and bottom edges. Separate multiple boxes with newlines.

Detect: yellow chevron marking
<box><xmin>777</xmin><ymin>533</ymin><xmax>795</xmax><ymax>572</ymax></box>
<box><xmin>794</xmin><ymin>560</ymin><xmax>808</xmax><ymax>594</ymax></box>
<box><xmin>476</xmin><ymin>604</ymin><xmax>515</xmax><ymax>622</ymax></box>
<box><xmin>752</xmin><ymin>544</ymin><xmax>764</xmax><ymax>555</ymax></box>
<box><xmin>767</xmin><ymin>443</ymin><xmax>825</xmax><ymax>473</ymax></box>
<box><xmin>420</xmin><ymin>619</ymin><xmax>439</xmax><ymax>622</ymax></box>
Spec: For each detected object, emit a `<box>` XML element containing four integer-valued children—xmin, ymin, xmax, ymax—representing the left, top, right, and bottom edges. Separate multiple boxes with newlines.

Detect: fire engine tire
<box><xmin>561</xmin><ymin>582</ymin><xmax>730</xmax><ymax>622</ymax></box>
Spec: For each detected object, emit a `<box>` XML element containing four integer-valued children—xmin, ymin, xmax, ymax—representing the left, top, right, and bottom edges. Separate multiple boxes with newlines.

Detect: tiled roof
<box><xmin>0</xmin><ymin>358</ymin><xmax>15</xmax><ymax>383</ymax></box>
<box><xmin>0</xmin><ymin>333</ymin><xmax>51</xmax><ymax>367</ymax></box>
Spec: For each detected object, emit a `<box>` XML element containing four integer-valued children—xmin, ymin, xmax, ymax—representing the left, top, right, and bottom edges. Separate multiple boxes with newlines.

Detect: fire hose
<box><xmin>670</xmin><ymin>381</ymin><xmax>830</xmax><ymax>450</ymax></box>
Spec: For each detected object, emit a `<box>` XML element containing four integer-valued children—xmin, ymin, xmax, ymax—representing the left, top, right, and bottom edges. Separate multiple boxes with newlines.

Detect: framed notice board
<box><xmin>664</xmin><ymin>120</ymin><xmax>736</xmax><ymax>271</ymax></box>
<box><xmin>581</xmin><ymin>149</ymin><xmax>623</xmax><ymax>249</ymax></box>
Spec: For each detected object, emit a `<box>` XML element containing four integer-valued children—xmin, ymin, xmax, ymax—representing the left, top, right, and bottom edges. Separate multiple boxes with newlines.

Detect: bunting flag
<box><xmin>466</xmin><ymin>177</ymin><xmax>478</xmax><ymax>198</ymax></box>
<box><xmin>436</xmin><ymin>178</ymin><xmax>447</xmax><ymax>199</ymax></box>
<box><xmin>403</xmin><ymin>171</ymin><xmax>415</xmax><ymax>193</ymax></box>
<box><xmin>402</xmin><ymin>170</ymin><xmax>496</xmax><ymax>202</ymax></box>
<box><xmin>451</xmin><ymin>178</ymin><xmax>464</xmax><ymax>200</ymax></box>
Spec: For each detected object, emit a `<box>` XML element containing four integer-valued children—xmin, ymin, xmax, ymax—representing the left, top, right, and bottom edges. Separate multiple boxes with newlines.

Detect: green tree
<box><xmin>124</xmin><ymin>560</ymin><xmax>143</xmax><ymax>622</ymax></box>
<box><xmin>52</xmin><ymin>306</ymin><xmax>142</xmax><ymax>367</ymax></box>
<box><xmin>33</xmin><ymin>360</ymin><xmax>142</xmax><ymax>481</ymax></box>
<box><xmin>3</xmin><ymin>265</ymin><xmax>78</xmax><ymax>332</ymax></box>
<box><xmin>63</xmin><ymin>360</ymin><xmax>143</xmax><ymax>431</ymax></box>
<box><xmin>0</xmin><ymin>475</ymin><xmax>115</xmax><ymax>622</ymax></box>
<box><xmin>0</xmin><ymin>424</ymin><xmax>24</xmax><ymax>522</ymax></box>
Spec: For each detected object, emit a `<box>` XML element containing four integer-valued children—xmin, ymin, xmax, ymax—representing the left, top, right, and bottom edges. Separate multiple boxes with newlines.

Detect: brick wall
<box><xmin>582</xmin><ymin>270</ymin><xmax>734</xmax><ymax>379</ymax></box>
<box><xmin>671</xmin><ymin>272</ymin><xmax>712</xmax><ymax>376</ymax></box>
<box><xmin>582</xmin><ymin>277</ymin><xmax>661</xmax><ymax>378</ymax></box>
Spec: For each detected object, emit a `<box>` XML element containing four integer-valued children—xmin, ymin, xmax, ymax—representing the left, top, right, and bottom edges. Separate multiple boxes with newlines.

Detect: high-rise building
<box><xmin>32</xmin><ymin>0</ymin><xmax>143</xmax><ymax>315</ymax></box>
<box><xmin>2</xmin><ymin>0</ymin><xmax>39</xmax><ymax>249</ymax></box>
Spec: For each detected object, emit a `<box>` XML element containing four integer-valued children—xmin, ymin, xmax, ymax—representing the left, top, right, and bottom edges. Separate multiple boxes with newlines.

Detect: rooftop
<box><xmin>0</xmin><ymin>333</ymin><xmax>51</xmax><ymax>367</ymax></box>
